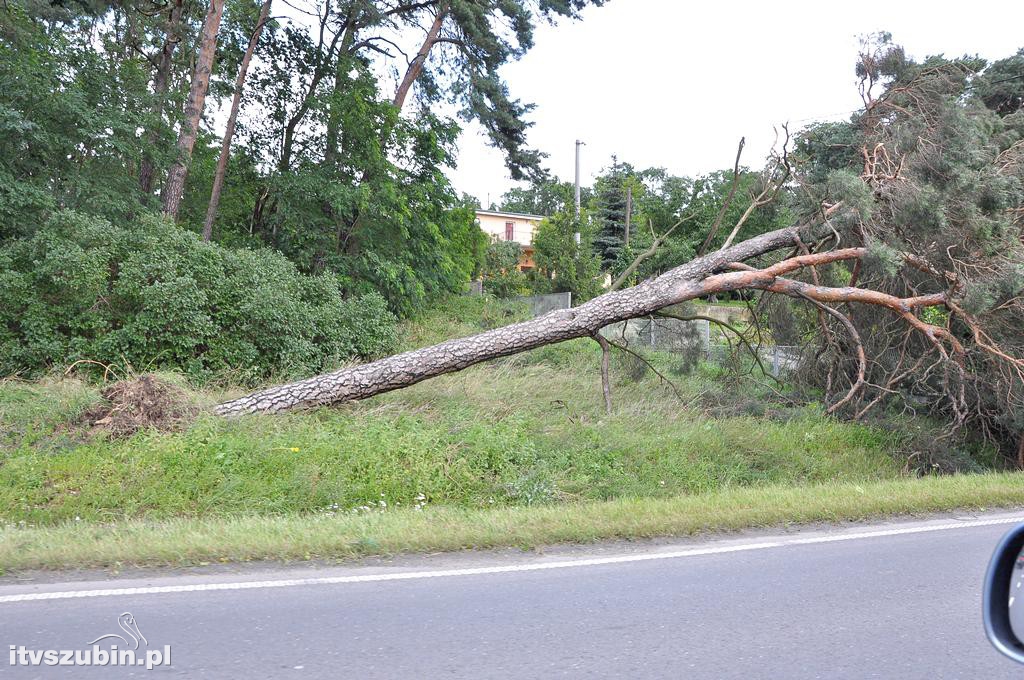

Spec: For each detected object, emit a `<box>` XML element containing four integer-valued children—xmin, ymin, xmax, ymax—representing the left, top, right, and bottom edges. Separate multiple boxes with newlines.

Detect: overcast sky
<box><xmin>448</xmin><ymin>0</ymin><xmax>1024</xmax><ymax>206</ymax></box>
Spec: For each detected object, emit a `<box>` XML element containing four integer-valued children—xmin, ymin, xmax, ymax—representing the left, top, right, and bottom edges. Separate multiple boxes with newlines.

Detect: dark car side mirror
<box><xmin>984</xmin><ymin>522</ymin><xmax>1024</xmax><ymax>664</ymax></box>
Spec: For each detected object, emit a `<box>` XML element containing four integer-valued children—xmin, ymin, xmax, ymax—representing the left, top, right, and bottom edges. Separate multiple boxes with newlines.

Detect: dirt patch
<box><xmin>81</xmin><ymin>374</ymin><xmax>198</xmax><ymax>437</ymax></box>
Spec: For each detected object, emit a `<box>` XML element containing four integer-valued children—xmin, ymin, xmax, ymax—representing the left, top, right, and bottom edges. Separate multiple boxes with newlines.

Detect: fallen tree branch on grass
<box><xmin>653</xmin><ymin>310</ymin><xmax>780</xmax><ymax>385</ymax></box>
<box><xmin>603</xmin><ymin>335</ymin><xmax>688</xmax><ymax>404</ymax></box>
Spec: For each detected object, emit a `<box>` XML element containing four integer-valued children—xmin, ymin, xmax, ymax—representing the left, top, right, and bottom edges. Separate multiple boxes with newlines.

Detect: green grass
<box><xmin>0</xmin><ymin>357</ymin><xmax>918</xmax><ymax>525</ymax></box>
<box><xmin>1</xmin><ymin>474</ymin><xmax>1022</xmax><ymax>572</ymax></box>
<box><xmin>0</xmin><ymin>377</ymin><xmax>100</xmax><ymax>452</ymax></box>
<box><xmin>0</xmin><ymin>296</ymin><xmax>1016</xmax><ymax>571</ymax></box>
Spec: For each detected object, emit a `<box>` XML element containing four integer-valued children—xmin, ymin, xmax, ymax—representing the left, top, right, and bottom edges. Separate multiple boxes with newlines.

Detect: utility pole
<box><xmin>574</xmin><ymin>139</ymin><xmax>584</xmax><ymax>245</ymax></box>
<box><xmin>624</xmin><ymin>183</ymin><xmax>632</xmax><ymax>247</ymax></box>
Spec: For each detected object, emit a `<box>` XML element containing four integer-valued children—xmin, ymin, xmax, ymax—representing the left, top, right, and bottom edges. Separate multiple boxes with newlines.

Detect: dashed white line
<box><xmin>1</xmin><ymin>515</ymin><xmax>1022</xmax><ymax>604</ymax></box>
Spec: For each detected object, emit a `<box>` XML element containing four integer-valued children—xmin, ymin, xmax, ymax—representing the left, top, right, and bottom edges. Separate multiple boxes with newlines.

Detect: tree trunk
<box><xmin>275</xmin><ymin>3</ymin><xmax>352</xmax><ymax>172</ymax></box>
<box><xmin>161</xmin><ymin>0</ymin><xmax>226</xmax><ymax>219</ymax></box>
<box><xmin>278</xmin><ymin>104</ymin><xmax>307</xmax><ymax>173</ymax></box>
<box><xmin>214</xmin><ymin>224</ymin><xmax>805</xmax><ymax>416</ymax></box>
<box><xmin>139</xmin><ymin>0</ymin><xmax>184</xmax><ymax>196</ymax></box>
<box><xmin>393</xmin><ymin>3</ymin><xmax>448</xmax><ymax>110</ymax></box>
<box><xmin>203</xmin><ymin>0</ymin><xmax>272</xmax><ymax>241</ymax></box>
<box><xmin>340</xmin><ymin>5</ymin><xmax>449</xmax><ymax>257</ymax></box>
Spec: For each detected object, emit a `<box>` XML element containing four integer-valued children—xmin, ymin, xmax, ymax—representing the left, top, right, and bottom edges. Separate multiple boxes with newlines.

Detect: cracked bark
<box><xmin>215</xmin><ymin>224</ymin><xmax>806</xmax><ymax>415</ymax></box>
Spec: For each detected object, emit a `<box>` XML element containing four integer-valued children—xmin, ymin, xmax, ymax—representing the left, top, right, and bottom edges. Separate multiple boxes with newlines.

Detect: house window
<box><xmin>505</xmin><ymin>221</ymin><xmax>514</xmax><ymax>241</ymax></box>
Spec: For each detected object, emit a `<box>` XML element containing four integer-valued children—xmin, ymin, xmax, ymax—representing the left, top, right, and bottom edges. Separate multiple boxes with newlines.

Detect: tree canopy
<box><xmin>0</xmin><ymin>0</ymin><xmax>604</xmax><ymax>318</ymax></box>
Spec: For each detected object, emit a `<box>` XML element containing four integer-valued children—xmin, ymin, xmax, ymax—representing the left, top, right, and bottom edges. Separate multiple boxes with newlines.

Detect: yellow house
<box><xmin>475</xmin><ymin>209</ymin><xmax>545</xmax><ymax>271</ymax></box>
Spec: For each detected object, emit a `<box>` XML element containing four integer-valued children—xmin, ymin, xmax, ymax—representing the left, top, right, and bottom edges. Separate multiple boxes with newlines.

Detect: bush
<box><xmin>531</xmin><ymin>210</ymin><xmax>603</xmax><ymax>302</ymax></box>
<box><xmin>483</xmin><ymin>270</ymin><xmax>530</xmax><ymax>298</ymax></box>
<box><xmin>0</xmin><ymin>211</ymin><xmax>397</xmax><ymax>384</ymax></box>
<box><xmin>480</xmin><ymin>241</ymin><xmax>530</xmax><ymax>298</ymax></box>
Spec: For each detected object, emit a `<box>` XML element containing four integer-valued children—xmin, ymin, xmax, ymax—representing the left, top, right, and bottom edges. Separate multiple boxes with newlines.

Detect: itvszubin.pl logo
<box><xmin>8</xmin><ymin>612</ymin><xmax>171</xmax><ymax>669</ymax></box>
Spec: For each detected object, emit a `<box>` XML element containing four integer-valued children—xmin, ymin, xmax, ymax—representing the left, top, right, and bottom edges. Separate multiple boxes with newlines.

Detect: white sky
<box><xmin>448</xmin><ymin>0</ymin><xmax>1024</xmax><ymax>206</ymax></box>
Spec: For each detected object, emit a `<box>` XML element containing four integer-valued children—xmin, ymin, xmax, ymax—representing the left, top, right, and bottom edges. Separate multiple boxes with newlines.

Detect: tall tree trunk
<box><xmin>322</xmin><ymin>63</ymin><xmax>347</xmax><ymax>170</ymax></box>
<box><xmin>214</xmin><ymin>224</ymin><xmax>806</xmax><ymax>415</ymax></box>
<box><xmin>341</xmin><ymin>4</ymin><xmax>448</xmax><ymax>256</ymax></box>
<box><xmin>392</xmin><ymin>2</ymin><xmax>448</xmax><ymax>110</ymax></box>
<box><xmin>278</xmin><ymin>103</ymin><xmax>308</xmax><ymax>173</ymax></box>
<box><xmin>161</xmin><ymin>0</ymin><xmax>226</xmax><ymax>219</ymax></box>
<box><xmin>203</xmin><ymin>0</ymin><xmax>273</xmax><ymax>241</ymax></box>
<box><xmin>275</xmin><ymin>0</ymin><xmax>349</xmax><ymax>172</ymax></box>
<box><xmin>139</xmin><ymin>0</ymin><xmax>184</xmax><ymax>196</ymax></box>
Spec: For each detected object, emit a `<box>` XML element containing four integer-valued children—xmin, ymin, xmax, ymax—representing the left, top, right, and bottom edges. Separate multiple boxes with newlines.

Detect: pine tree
<box><xmin>591</xmin><ymin>157</ymin><xmax>631</xmax><ymax>269</ymax></box>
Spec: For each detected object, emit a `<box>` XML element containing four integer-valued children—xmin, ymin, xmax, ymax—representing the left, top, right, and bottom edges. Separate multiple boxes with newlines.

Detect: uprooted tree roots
<box><xmin>83</xmin><ymin>374</ymin><xmax>198</xmax><ymax>437</ymax></box>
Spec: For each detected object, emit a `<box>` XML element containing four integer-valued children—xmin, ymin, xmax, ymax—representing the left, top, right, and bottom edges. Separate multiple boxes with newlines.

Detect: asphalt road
<box><xmin>2</xmin><ymin>512</ymin><xmax>1024</xmax><ymax>679</ymax></box>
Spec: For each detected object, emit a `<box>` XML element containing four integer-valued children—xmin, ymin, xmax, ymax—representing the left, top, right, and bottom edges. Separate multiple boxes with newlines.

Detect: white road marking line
<box><xmin>1</xmin><ymin>516</ymin><xmax>1022</xmax><ymax>604</ymax></box>
<box><xmin>0</xmin><ymin>542</ymin><xmax>784</xmax><ymax>604</ymax></box>
<box><xmin>786</xmin><ymin>517</ymin><xmax>1024</xmax><ymax>545</ymax></box>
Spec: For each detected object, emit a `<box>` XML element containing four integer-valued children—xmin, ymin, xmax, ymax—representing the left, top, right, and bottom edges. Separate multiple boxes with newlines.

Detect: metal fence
<box><xmin>516</xmin><ymin>292</ymin><xmax>573</xmax><ymax>317</ymax></box>
<box><xmin>505</xmin><ymin>294</ymin><xmax>802</xmax><ymax>378</ymax></box>
<box><xmin>599</xmin><ymin>318</ymin><xmax>801</xmax><ymax>378</ymax></box>
<box><xmin>705</xmin><ymin>344</ymin><xmax>803</xmax><ymax>377</ymax></box>
<box><xmin>599</xmin><ymin>316</ymin><xmax>710</xmax><ymax>353</ymax></box>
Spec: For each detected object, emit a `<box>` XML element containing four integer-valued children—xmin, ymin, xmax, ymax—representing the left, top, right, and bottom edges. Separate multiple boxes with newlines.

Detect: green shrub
<box><xmin>483</xmin><ymin>270</ymin><xmax>531</xmax><ymax>299</ymax></box>
<box><xmin>0</xmin><ymin>211</ymin><xmax>397</xmax><ymax>383</ymax></box>
<box><xmin>480</xmin><ymin>241</ymin><xmax>530</xmax><ymax>298</ymax></box>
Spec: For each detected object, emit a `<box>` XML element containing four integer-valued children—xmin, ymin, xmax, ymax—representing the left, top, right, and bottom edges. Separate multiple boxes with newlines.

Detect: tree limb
<box><xmin>795</xmin><ymin>294</ymin><xmax>867</xmax><ymax>414</ymax></box>
<box><xmin>608</xmin><ymin>213</ymin><xmax>691</xmax><ymax>292</ymax></box>
<box><xmin>697</xmin><ymin>137</ymin><xmax>745</xmax><ymax>255</ymax></box>
<box><xmin>653</xmin><ymin>310</ymin><xmax>779</xmax><ymax>383</ymax></box>
<box><xmin>720</xmin><ymin>125</ymin><xmax>792</xmax><ymax>251</ymax></box>
<box><xmin>603</xmin><ymin>337</ymin><xmax>687</xmax><ymax>403</ymax></box>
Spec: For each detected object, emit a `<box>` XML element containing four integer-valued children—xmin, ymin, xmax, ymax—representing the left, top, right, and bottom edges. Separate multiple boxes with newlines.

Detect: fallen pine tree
<box><xmin>214</xmin><ymin>213</ymin><xmax>953</xmax><ymax>416</ymax></box>
<box><xmin>216</xmin><ymin>41</ymin><xmax>1024</xmax><ymax>464</ymax></box>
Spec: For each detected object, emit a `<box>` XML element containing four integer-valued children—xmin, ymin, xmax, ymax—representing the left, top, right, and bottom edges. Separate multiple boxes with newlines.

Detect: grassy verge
<box><xmin>0</xmin><ymin>296</ymin><xmax>1015</xmax><ymax>572</ymax></box>
<box><xmin>1</xmin><ymin>364</ymin><xmax>934</xmax><ymax>524</ymax></box>
<box><xmin>1</xmin><ymin>474</ymin><xmax>1022</xmax><ymax>572</ymax></box>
